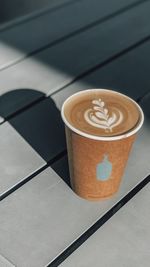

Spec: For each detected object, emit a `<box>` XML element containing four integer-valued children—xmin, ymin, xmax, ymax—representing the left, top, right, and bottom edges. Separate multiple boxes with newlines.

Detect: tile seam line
<box><xmin>0</xmin><ymin>149</ymin><xmax>67</xmax><ymax>201</ymax></box>
<box><xmin>0</xmin><ymin>0</ymin><xmax>78</xmax><ymax>33</ymax></box>
<box><xmin>136</xmin><ymin>90</ymin><xmax>150</xmax><ymax>104</ymax></box>
<box><xmin>0</xmin><ymin>253</ymin><xmax>16</xmax><ymax>267</ymax></box>
<box><xmin>0</xmin><ymin>0</ymin><xmax>148</xmax><ymax>72</ymax></box>
<box><xmin>46</xmin><ymin>174</ymin><xmax>150</xmax><ymax>267</ymax></box>
<box><xmin>0</xmin><ymin>33</ymin><xmax>150</xmax><ymax>126</ymax></box>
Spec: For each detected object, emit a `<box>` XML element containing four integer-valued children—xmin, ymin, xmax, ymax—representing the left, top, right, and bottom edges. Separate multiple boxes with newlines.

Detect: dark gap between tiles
<box><xmin>0</xmin><ymin>149</ymin><xmax>67</xmax><ymax>201</ymax></box>
<box><xmin>0</xmin><ymin>94</ymin><xmax>46</xmax><ymax>125</ymax></box>
<box><xmin>47</xmin><ymin>174</ymin><xmax>150</xmax><ymax>267</ymax></box>
<box><xmin>136</xmin><ymin>91</ymin><xmax>150</xmax><ymax>104</ymax></box>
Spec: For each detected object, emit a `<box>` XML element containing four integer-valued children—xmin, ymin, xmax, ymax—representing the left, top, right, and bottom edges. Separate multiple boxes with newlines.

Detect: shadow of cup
<box><xmin>0</xmin><ymin>88</ymin><xmax>70</xmax><ymax>185</ymax></box>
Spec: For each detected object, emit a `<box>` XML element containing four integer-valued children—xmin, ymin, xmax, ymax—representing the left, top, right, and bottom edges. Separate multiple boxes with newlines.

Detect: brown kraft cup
<box><xmin>61</xmin><ymin>89</ymin><xmax>144</xmax><ymax>201</ymax></box>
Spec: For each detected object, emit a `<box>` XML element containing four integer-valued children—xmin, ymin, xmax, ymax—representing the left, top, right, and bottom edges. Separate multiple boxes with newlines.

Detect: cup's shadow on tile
<box><xmin>0</xmin><ymin>88</ymin><xmax>70</xmax><ymax>186</ymax></box>
<box><xmin>51</xmin><ymin>155</ymin><xmax>70</xmax><ymax>186</ymax></box>
<box><xmin>0</xmin><ymin>88</ymin><xmax>45</xmax><ymax>122</ymax></box>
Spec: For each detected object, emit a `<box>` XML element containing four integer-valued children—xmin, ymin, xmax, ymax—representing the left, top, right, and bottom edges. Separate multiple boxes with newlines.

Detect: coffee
<box><xmin>64</xmin><ymin>90</ymin><xmax>140</xmax><ymax>137</ymax></box>
<box><xmin>61</xmin><ymin>89</ymin><xmax>144</xmax><ymax>200</ymax></box>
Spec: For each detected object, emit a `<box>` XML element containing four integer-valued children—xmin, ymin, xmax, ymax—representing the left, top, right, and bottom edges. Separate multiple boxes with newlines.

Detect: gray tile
<box><xmin>0</xmin><ymin>0</ymin><xmax>138</xmax><ymax>69</ymax></box>
<box><xmin>0</xmin><ymin>2</ymin><xmax>150</xmax><ymax>120</ymax></box>
<box><xmin>0</xmin><ymin>111</ymin><xmax>149</xmax><ymax>266</ymax></box>
<box><xmin>60</xmin><ymin>184</ymin><xmax>150</xmax><ymax>267</ymax></box>
<box><xmin>0</xmin><ymin>122</ymin><xmax>45</xmax><ymax>197</ymax></box>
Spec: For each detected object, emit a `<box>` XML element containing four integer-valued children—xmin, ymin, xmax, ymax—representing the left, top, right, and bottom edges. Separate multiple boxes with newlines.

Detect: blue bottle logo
<box><xmin>96</xmin><ymin>154</ymin><xmax>112</xmax><ymax>181</ymax></box>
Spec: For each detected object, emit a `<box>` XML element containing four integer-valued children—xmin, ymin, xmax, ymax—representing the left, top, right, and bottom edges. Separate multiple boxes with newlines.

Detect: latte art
<box><xmin>62</xmin><ymin>89</ymin><xmax>140</xmax><ymax>137</ymax></box>
<box><xmin>84</xmin><ymin>99</ymin><xmax>123</xmax><ymax>132</ymax></box>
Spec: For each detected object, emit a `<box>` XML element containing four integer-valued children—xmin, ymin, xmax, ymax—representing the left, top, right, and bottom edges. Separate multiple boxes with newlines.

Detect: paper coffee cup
<box><xmin>61</xmin><ymin>89</ymin><xmax>144</xmax><ymax>201</ymax></box>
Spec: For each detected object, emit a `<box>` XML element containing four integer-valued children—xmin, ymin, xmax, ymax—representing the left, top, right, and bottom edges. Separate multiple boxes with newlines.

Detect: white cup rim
<box><xmin>61</xmin><ymin>89</ymin><xmax>144</xmax><ymax>141</ymax></box>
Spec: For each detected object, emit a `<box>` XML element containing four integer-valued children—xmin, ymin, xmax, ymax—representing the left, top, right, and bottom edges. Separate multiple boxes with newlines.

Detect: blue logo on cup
<box><xmin>96</xmin><ymin>154</ymin><xmax>112</xmax><ymax>181</ymax></box>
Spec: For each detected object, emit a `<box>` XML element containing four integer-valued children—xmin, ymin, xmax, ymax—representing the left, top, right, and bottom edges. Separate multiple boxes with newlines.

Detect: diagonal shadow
<box><xmin>0</xmin><ymin>88</ymin><xmax>70</xmax><ymax>186</ymax></box>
